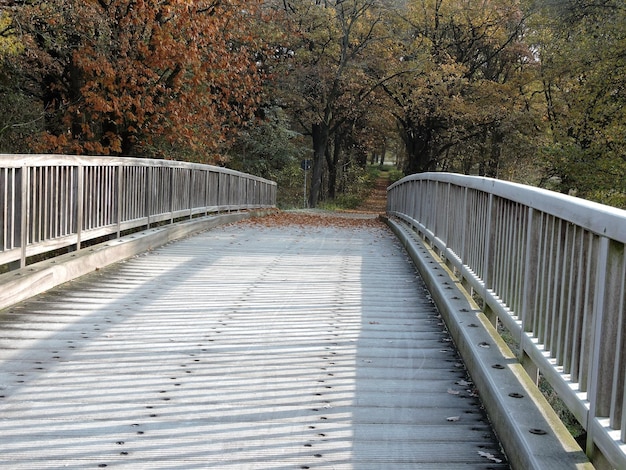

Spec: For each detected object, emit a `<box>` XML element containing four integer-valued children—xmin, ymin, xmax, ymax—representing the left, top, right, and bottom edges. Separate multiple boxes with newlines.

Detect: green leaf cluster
<box><xmin>530</xmin><ymin>0</ymin><xmax>626</xmax><ymax>205</ymax></box>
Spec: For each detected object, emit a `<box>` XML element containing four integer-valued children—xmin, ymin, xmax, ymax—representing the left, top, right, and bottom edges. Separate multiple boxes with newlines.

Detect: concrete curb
<box><xmin>384</xmin><ymin>216</ymin><xmax>593</xmax><ymax>470</ymax></box>
<box><xmin>0</xmin><ymin>210</ymin><xmax>274</xmax><ymax>311</ymax></box>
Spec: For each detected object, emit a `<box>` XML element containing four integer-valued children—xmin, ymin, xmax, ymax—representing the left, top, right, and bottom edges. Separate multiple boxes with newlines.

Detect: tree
<box><xmin>227</xmin><ymin>106</ymin><xmax>309</xmax><ymax>208</ymax></box>
<box><xmin>228</xmin><ymin>106</ymin><xmax>308</xmax><ymax>180</ymax></box>
<box><xmin>380</xmin><ymin>0</ymin><xmax>538</xmax><ymax>176</ymax></box>
<box><xmin>7</xmin><ymin>0</ymin><xmax>264</xmax><ymax>161</ymax></box>
<box><xmin>267</xmin><ymin>0</ymin><xmax>394</xmax><ymax>207</ymax></box>
<box><xmin>0</xmin><ymin>6</ymin><xmax>43</xmax><ymax>152</ymax></box>
<box><xmin>530</xmin><ymin>0</ymin><xmax>626</xmax><ymax>205</ymax></box>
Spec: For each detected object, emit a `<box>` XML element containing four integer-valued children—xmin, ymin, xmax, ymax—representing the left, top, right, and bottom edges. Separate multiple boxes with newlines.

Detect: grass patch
<box><xmin>387</xmin><ymin>168</ymin><xmax>405</xmax><ymax>183</ymax></box>
<box><xmin>496</xmin><ymin>319</ymin><xmax>586</xmax><ymax>440</ymax></box>
<box><xmin>318</xmin><ymin>164</ymin><xmax>381</xmax><ymax>210</ymax></box>
<box><xmin>538</xmin><ymin>375</ymin><xmax>586</xmax><ymax>440</ymax></box>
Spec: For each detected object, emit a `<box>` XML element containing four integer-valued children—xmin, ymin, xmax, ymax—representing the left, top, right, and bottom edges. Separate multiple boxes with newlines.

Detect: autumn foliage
<box><xmin>2</xmin><ymin>0</ymin><xmax>626</xmax><ymax>207</ymax></box>
<box><xmin>19</xmin><ymin>0</ymin><xmax>264</xmax><ymax>161</ymax></box>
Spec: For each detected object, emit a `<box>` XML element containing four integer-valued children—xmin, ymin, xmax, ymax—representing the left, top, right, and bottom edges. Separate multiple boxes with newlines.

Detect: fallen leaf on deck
<box><xmin>478</xmin><ymin>450</ymin><xmax>503</xmax><ymax>463</ymax></box>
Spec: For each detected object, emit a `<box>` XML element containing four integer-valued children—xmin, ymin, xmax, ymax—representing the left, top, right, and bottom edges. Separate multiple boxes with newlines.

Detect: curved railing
<box><xmin>388</xmin><ymin>173</ymin><xmax>626</xmax><ymax>469</ymax></box>
<box><xmin>1</xmin><ymin>154</ymin><xmax>276</xmax><ymax>270</ymax></box>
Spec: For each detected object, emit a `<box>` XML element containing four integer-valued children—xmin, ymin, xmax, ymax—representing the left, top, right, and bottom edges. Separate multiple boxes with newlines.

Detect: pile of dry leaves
<box><xmin>245</xmin><ymin>210</ymin><xmax>386</xmax><ymax>229</ymax></box>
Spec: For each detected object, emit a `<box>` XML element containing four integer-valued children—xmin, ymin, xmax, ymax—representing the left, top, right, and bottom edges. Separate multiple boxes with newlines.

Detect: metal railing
<box><xmin>388</xmin><ymin>172</ymin><xmax>626</xmax><ymax>469</ymax></box>
<box><xmin>1</xmin><ymin>154</ymin><xmax>276</xmax><ymax>270</ymax></box>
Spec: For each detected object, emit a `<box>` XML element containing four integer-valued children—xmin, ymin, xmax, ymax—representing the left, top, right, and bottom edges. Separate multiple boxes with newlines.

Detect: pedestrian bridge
<box><xmin>1</xmin><ymin>155</ymin><xmax>625</xmax><ymax>469</ymax></box>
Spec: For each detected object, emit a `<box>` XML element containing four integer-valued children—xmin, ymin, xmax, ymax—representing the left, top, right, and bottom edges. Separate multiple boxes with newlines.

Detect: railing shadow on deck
<box><xmin>0</xmin><ymin>231</ymin><xmax>335</xmax><ymax>468</ymax></box>
<box><xmin>387</xmin><ymin>172</ymin><xmax>626</xmax><ymax>470</ymax></box>
<box><xmin>0</xmin><ymin>217</ymin><xmax>502</xmax><ymax>468</ymax></box>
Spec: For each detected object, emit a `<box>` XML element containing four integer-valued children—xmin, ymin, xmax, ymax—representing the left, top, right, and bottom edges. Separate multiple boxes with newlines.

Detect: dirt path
<box><xmin>251</xmin><ymin>171</ymin><xmax>390</xmax><ymax>229</ymax></box>
<box><xmin>353</xmin><ymin>172</ymin><xmax>389</xmax><ymax>214</ymax></box>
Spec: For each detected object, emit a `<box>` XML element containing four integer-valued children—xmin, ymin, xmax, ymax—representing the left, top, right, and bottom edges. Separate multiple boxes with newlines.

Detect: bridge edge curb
<box><xmin>384</xmin><ymin>215</ymin><xmax>594</xmax><ymax>470</ymax></box>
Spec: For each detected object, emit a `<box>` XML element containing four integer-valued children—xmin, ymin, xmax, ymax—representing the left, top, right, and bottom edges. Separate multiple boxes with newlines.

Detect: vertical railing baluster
<box><xmin>459</xmin><ymin>186</ymin><xmax>469</xmax><ymax>287</ymax></box>
<box><xmin>561</xmin><ymin>225</ymin><xmax>575</xmax><ymax>373</ymax></box>
<box><xmin>146</xmin><ymin>166</ymin><xmax>152</xmax><ymax>228</ymax></box>
<box><xmin>169</xmin><ymin>167</ymin><xmax>174</xmax><ymax>223</ymax></box>
<box><xmin>481</xmin><ymin>193</ymin><xmax>495</xmax><ymax>324</ymax></box>
<box><xmin>520</xmin><ymin>208</ymin><xmax>539</xmax><ymax>381</ymax></box>
<box><xmin>622</xmin><ymin>384</ymin><xmax>626</xmax><ymax>443</ymax></box>
<box><xmin>116</xmin><ymin>163</ymin><xmax>122</xmax><ymax>237</ymax></box>
<box><xmin>1</xmin><ymin>169</ymin><xmax>5</xmax><ymax>251</ymax></box>
<box><xmin>569</xmin><ymin>229</ymin><xmax>585</xmax><ymax>382</ymax></box>
<box><xmin>102</xmin><ymin>166</ymin><xmax>108</xmax><ymax>228</ymax></box>
<box><xmin>42</xmin><ymin>166</ymin><xmax>48</xmax><ymax>241</ymax></box>
<box><xmin>587</xmin><ymin>237</ymin><xmax>611</xmax><ymax>448</ymax></box>
<box><xmin>19</xmin><ymin>166</ymin><xmax>27</xmax><ymax>267</ymax></box>
<box><xmin>188</xmin><ymin>169</ymin><xmax>193</xmax><ymax>218</ymax></box>
<box><xmin>58</xmin><ymin>167</ymin><xmax>64</xmax><ymax>238</ymax></box>
<box><xmin>96</xmin><ymin>166</ymin><xmax>102</xmax><ymax>229</ymax></box>
<box><xmin>76</xmin><ymin>164</ymin><xmax>84</xmax><ymax>250</ymax></box>
<box><xmin>608</xmin><ymin>242</ymin><xmax>626</xmax><ymax>430</ymax></box>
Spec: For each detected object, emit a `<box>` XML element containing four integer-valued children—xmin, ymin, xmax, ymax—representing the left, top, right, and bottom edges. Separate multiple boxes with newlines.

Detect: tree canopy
<box><xmin>1</xmin><ymin>0</ymin><xmax>625</xmax><ymax>207</ymax></box>
<box><xmin>529</xmin><ymin>0</ymin><xmax>626</xmax><ymax>205</ymax></box>
<box><xmin>2</xmin><ymin>0</ymin><xmax>264</xmax><ymax>162</ymax></box>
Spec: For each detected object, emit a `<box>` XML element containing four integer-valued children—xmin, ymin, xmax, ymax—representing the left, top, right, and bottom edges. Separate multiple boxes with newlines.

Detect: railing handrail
<box><xmin>388</xmin><ymin>172</ymin><xmax>626</xmax><ymax>242</ymax></box>
<box><xmin>388</xmin><ymin>172</ymin><xmax>626</xmax><ymax>470</ymax></box>
<box><xmin>0</xmin><ymin>154</ymin><xmax>273</xmax><ymax>181</ymax></box>
<box><xmin>1</xmin><ymin>154</ymin><xmax>276</xmax><ymax>270</ymax></box>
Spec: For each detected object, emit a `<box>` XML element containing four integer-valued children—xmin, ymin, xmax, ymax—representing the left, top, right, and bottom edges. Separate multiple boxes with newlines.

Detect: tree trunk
<box><xmin>326</xmin><ymin>132</ymin><xmax>342</xmax><ymax>200</ymax></box>
<box><xmin>309</xmin><ymin>122</ymin><xmax>329</xmax><ymax>208</ymax></box>
<box><xmin>400</xmin><ymin>122</ymin><xmax>433</xmax><ymax>175</ymax></box>
<box><xmin>486</xmin><ymin>130</ymin><xmax>503</xmax><ymax>178</ymax></box>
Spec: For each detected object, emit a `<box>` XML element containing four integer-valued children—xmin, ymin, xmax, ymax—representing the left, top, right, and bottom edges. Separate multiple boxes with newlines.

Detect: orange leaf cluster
<box><xmin>29</xmin><ymin>0</ymin><xmax>265</xmax><ymax>160</ymax></box>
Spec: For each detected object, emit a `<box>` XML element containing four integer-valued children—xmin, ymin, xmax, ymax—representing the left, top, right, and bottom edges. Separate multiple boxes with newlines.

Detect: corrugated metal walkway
<box><xmin>0</xmin><ymin>214</ymin><xmax>508</xmax><ymax>469</ymax></box>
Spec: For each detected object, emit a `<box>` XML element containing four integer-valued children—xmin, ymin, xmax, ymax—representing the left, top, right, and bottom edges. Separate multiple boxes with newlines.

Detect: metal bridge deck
<box><xmin>0</xmin><ymin>213</ymin><xmax>508</xmax><ymax>469</ymax></box>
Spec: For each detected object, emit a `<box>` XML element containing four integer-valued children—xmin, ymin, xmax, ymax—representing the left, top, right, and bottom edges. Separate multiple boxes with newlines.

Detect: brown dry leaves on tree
<box><xmin>22</xmin><ymin>0</ymin><xmax>264</xmax><ymax>160</ymax></box>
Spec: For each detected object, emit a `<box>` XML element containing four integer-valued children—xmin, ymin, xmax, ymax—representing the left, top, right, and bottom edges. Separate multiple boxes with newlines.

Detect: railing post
<box><xmin>586</xmin><ymin>237</ymin><xmax>614</xmax><ymax>459</ymax></box>
<box><xmin>188</xmin><ymin>169</ymin><xmax>193</xmax><ymax>219</ymax></box>
<box><xmin>75</xmin><ymin>164</ymin><xmax>84</xmax><ymax>250</ymax></box>
<box><xmin>19</xmin><ymin>166</ymin><xmax>27</xmax><ymax>268</ymax></box>
<box><xmin>482</xmin><ymin>193</ymin><xmax>497</xmax><ymax>326</ymax></box>
<box><xmin>169</xmin><ymin>168</ymin><xmax>174</xmax><ymax>224</ymax></box>
<box><xmin>519</xmin><ymin>207</ymin><xmax>540</xmax><ymax>383</ymax></box>
<box><xmin>116</xmin><ymin>164</ymin><xmax>122</xmax><ymax>237</ymax></box>
<box><xmin>146</xmin><ymin>166</ymin><xmax>152</xmax><ymax>228</ymax></box>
